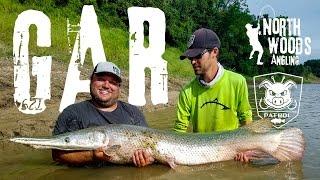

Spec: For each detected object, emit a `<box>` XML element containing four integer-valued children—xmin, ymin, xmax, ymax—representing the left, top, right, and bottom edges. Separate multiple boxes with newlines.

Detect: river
<box><xmin>0</xmin><ymin>84</ymin><xmax>319</xmax><ymax>179</ymax></box>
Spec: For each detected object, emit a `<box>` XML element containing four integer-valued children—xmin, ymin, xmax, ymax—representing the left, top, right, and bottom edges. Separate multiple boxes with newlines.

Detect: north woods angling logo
<box><xmin>254</xmin><ymin>72</ymin><xmax>303</xmax><ymax>128</ymax></box>
<box><xmin>245</xmin><ymin>6</ymin><xmax>312</xmax><ymax>66</ymax></box>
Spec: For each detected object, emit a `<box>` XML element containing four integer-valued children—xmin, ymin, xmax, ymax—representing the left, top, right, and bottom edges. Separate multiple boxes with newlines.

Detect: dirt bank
<box><xmin>0</xmin><ymin>58</ymin><xmax>189</xmax><ymax>138</ymax></box>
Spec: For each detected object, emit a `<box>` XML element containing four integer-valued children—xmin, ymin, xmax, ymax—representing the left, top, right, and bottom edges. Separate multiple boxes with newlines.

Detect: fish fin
<box><xmin>244</xmin><ymin>150</ymin><xmax>280</xmax><ymax>166</ymax></box>
<box><xmin>244</xmin><ymin>119</ymin><xmax>274</xmax><ymax>133</ymax></box>
<box><xmin>272</xmin><ymin>128</ymin><xmax>305</xmax><ymax>161</ymax></box>
<box><xmin>237</xmin><ymin>150</ymin><xmax>280</xmax><ymax>166</ymax></box>
<box><xmin>158</xmin><ymin>155</ymin><xmax>177</xmax><ymax>169</ymax></box>
<box><xmin>167</xmin><ymin>158</ymin><xmax>177</xmax><ymax>169</ymax></box>
<box><xmin>250</xmin><ymin>156</ymin><xmax>280</xmax><ymax>166</ymax></box>
<box><xmin>103</xmin><ymin>145</ymin><xmax>121</xmax><ymax>156</ymax></box>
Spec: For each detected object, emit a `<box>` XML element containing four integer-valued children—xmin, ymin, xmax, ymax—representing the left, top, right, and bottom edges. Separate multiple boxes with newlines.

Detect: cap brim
<box><xmin>180</xmin><ymin>48</ymin><xmax>204</xmax><ymax>60</ymax></box>
<box><xmin>94</xmin><ymin>72</ymin><xmax>122</xmax><ymax>83</ymax></box>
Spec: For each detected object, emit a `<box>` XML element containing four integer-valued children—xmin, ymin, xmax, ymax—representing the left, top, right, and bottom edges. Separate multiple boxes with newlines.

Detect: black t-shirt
<box><xmin>53</xmin><ymin>100</ymin><xmax>147</xmax><ymax>135</ymax></box>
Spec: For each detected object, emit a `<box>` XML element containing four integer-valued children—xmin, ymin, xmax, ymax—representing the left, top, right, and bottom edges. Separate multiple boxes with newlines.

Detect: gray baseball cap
<box><xmin>92</xmin><ymin>61</ymin><xmax>122</xmax><ymax>82</ymax></box>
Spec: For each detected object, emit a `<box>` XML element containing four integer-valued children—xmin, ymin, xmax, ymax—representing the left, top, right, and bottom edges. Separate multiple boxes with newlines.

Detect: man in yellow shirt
<box><xmin>175</xmin><ymin>28</ymin><xmax>253</xmax><ymax>162</ymax></box>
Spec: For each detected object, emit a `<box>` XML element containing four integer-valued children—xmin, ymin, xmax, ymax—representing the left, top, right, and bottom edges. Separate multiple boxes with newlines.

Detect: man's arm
<box><xmin>52</xmin><ymin>149</ymin><xmax>108</xmax><ymax>166</ymax></box>
<box><xmin>52</xmin><ymin>150</ymin><xmax>93</xmax><ymax>165</ymax></box>
<box><xmin>236</xmin><ymin>78</ymin><xmax>253</xmax><ymax>161</ymax></box>
<box><xmin>238</xmin><ymin>78</ymin><xmax>253</xmax><ymax>126</ymax></box>
<box><xmin>174</xmin><ymin>91</ymin><xmax>191</xmax><ymax>132</ymax></box>
<box><xmin>52</xmin><ymin>148</ymin><xmax>154</xmax><ymax>167</ymax></box>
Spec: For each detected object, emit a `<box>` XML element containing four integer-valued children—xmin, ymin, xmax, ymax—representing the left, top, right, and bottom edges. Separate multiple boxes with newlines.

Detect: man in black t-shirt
<box><xmin>52</xmin><ymin>61</ymin><xmax>154</xmax><ymax>167</ymax></box>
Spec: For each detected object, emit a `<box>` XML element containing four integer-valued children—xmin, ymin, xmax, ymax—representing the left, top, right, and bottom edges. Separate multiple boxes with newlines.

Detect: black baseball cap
<box><xmin>180</xmin><ymin>28</ymin><xmax>221</xmax><ymax>60</ymax></box>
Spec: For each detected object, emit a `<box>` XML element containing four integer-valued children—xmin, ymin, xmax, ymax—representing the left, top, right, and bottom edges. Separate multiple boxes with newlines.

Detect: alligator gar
<box><xmin>10</xmin><ymin>119</ymin><xmax>305</xmax><ymax>168</ymax></box>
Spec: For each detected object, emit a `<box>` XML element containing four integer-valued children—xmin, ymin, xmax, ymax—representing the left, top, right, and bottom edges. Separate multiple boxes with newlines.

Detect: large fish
<box><xmin>10</xmin><ymin>120</ymin><xmax>304</xmax><ymax>168</ymax></box>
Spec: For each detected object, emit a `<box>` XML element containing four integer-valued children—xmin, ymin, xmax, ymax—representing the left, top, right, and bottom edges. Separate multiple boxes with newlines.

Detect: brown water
<box><xmin>0</xmin><ymin>84</ymin><xmax>319</xmax><ymax>179</ymax></box>
<box><xmin>0</xmin><ymin>140</ymin><xmax>304</xmax><ymax>179</ymax></box>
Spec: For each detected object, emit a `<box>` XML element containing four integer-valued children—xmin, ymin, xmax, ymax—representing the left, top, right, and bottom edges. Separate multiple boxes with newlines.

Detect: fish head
<box><xmin>54</xmin><ymin>130</ymin><xmax>109</xmax><ymax>150</ymax></box>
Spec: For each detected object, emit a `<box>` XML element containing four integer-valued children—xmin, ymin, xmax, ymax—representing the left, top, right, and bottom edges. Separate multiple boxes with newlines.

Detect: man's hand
<box><xmin>132</xmin><ymin>149</ymin><xmax>155</xmax><ymax>167</ymax></box>
<box><xmin>234</xmin><ymin>152</ymin><xmax>250</xmax><ymax>163</ymax></box>
<box><xmin>234</xmin><ymin>150</ymin><xmax>259</xmax><ymax>163</ymax></box>
<box><xmin>240</xmin><ymin>119</ymin><xmax>253</xmax><ymax>126</ymax></box>
<box><xmin>93</xmin><ymin>148</ymin><xmax>155</xmax><ymax>167</ymax></box>
<box><xmin>93</xmin><ymin>147</ymin><xmax>110</xmax><ymax>161</ymax></box>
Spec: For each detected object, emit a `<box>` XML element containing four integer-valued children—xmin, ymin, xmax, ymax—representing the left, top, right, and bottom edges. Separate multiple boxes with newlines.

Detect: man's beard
<box><xmin>90</xmin><ymin>87</ymin><xmax>117</xmax><ymax>108</ymax></box>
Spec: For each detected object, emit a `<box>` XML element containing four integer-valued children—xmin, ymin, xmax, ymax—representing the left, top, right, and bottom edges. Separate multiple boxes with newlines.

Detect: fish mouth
<box><xmin>9</xmin><ymin>137</ymin><xmax>91</xmax><ymax>150</ymax></box>
<box><xmin>10</xmin><ymin>137</ymin><xmax>58</xmax><ymax>149</ymax></box>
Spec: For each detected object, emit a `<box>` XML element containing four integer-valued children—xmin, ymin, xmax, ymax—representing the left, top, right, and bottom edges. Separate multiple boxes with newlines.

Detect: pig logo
<box><xmin>259</xmin><ymin>76</ymin><xmax>297</xmax><ymax>110</ymax></box>
<box><xmin>254</xmin><ymin>72</ymin><xmax>303</xmax><ymax>128</ymax></box>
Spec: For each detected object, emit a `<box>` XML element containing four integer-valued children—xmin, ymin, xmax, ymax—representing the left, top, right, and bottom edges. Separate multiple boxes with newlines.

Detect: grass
<box><xmin>0</xmin><ymin>0</ymin><xmax>194</xmax><ymax>79</ymax></box>
<box><xmin>303</xmin><ymin>73</ymin><xmax>320</xmax><ymax>84</ymax></box>
<box><xmin>163</xmin><ymin>47</ymin><xmax>193</xmax><ymax>77</ymax></box>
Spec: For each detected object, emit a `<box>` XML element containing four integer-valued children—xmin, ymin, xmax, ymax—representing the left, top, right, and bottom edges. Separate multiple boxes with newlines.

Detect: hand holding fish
<box><xmin>93</xmin><ymin>147</ymin><xmax>111</xmax><ymax>161</ymax></box>
<box><xmin>234</xmin><ymin>152</ymin><xmax>250</xmax><ymax>162</ymax></box>
<box><xmin>132</xmin><ymin>149</ymin><xmax>155</xmax><ymax>167</ymax></box>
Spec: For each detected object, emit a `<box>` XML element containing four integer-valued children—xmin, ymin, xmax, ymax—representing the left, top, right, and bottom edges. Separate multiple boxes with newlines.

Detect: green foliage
<box><xmin>0</xmin><ymin>0</ymin><xmax>318</xmax><ymax>81</ymax></box>
<box><xmin>304</xmin><ymin>59</ymin><xmax>320</xmax><ymax>77</ymax></box>
<box><xmin>162</xmin><ymin>47</ymin><xmax>194</xmax><ymax>78</ymax></box>
<box><xmin>0</xmin><ymin>0</ymin><xmax>195</xmax><ymax>79</ymax></box>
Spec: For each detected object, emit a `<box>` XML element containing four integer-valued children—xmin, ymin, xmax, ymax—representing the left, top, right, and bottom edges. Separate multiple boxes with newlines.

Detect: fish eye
<box><xmin>64</xmin><ymin>137</ymin><xmax>70</xmax><ymax>143</ymax></box>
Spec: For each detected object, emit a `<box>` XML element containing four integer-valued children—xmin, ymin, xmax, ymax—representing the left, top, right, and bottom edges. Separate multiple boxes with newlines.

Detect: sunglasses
<box><xmin>188</xmin><ymin>49</ymin><xmax>212</xmax><ymax>61</ymax></box>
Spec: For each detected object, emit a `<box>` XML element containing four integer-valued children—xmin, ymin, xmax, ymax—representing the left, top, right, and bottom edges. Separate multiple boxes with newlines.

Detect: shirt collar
<box><xmin>197</xmin><ymin>62</ymin><xmax>224</xmax><ymax>87</ymax></box>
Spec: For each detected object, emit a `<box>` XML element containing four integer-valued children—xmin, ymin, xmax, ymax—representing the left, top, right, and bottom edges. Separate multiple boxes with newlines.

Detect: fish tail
<box><xmin>273</xmin><ymin>128</ymin><xmax>305</xmax><ymax>161</ymax></box>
